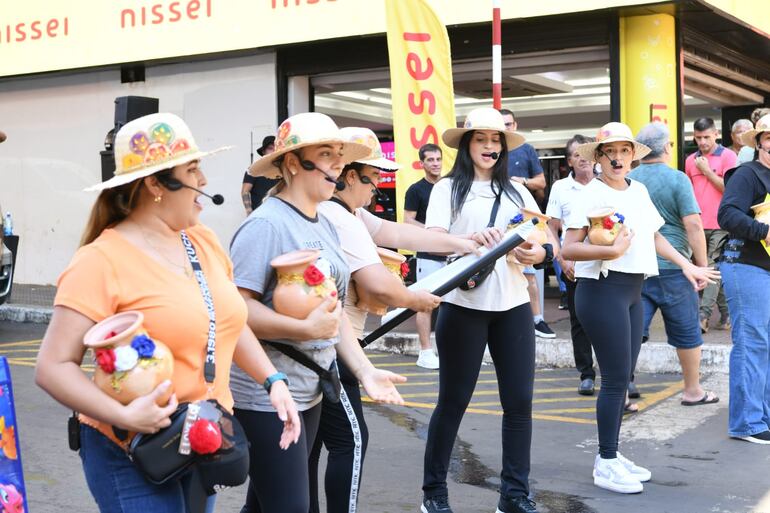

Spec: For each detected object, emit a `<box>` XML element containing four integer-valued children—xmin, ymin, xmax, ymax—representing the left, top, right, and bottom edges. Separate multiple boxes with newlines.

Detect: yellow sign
<box><xmin>1</xmin><ymin>0</ymin><xmax>659</xmax><ymax>78</ymax></box>
<box><xmin>619</xmin><ymin>13</ymin><xmax>679</xmax><ymax>165</ymax></box>
<box><xmin>385</xmin><ymin>0</ymin><xmax>456</xmax><ymax>223</ymax></box>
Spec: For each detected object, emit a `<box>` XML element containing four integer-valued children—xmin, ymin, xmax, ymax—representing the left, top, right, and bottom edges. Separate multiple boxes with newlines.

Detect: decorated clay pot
<box><xmin>587</xmin><ymin>207</ymin><xmax>625</xmax><ymax>246</ymax></box>
<box><xmin>506</xmin><ymin>209</ymin><xmax>551</xmax><ymax>264</ymax></box>
<box><xmin>271</xmin><ymin>249</ymin><xmax>338</xmax><ymax>319</ymax></box>
<box><xmin>83</xmin><ymin>311</ymin><xmax>174</xmax><ymax>406</ymax></box>
<box><xmin>751</xmin><ymin>200</ymin><xmax>770</xmax><ymax>225</ymax></box>
<box><xmin>356</xmin><ymin>248</ymin><xmax>407</xmax><ymax>316</ymax></box>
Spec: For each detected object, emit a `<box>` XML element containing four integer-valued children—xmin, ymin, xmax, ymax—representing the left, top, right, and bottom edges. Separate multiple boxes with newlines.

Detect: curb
<box><xmin>365</xmin><ymin>333</ymin><xmax>731</xmax><ymax>374</ymax></box>
<box><xmin>0</xmin><ymin>305</ymin><xmax>53</xmax><ymax>324</ymax></box>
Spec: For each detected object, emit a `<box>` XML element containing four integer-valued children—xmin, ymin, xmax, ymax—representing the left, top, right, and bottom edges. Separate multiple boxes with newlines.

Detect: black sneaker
<box><xmin>421</xmin><ymin>495</ymin><xmax>453</xmax><ymax>513</ymax></box>
<box><xmin>496</xmin><ymin>495</ymin><xmax>539</xmax><ymax>513</ymax></box>
<box><xmin>733</xmin><ymin>430</ymin><xmax>770</xmax><ymax>445</ymax></box>
<box><xmin>534</xmin><ymin>320</ymin><xmax>556</xmax><ymax>339</ymax></box>
<box><xmin>558</xmin><ymin>292</ymin><xmax>568</xmax><ymax>310</ymax></box>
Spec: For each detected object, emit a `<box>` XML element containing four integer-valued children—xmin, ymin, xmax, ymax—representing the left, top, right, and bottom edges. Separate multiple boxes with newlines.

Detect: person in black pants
<box><xmin>561</xmin><ymin>122</ymin><xmax>718</xmax><ymax>494</ymax></box>
<box><xmin>421</xmin><ymin>108</ymin><xmax>557</xmax><ymax>513</ymax></box>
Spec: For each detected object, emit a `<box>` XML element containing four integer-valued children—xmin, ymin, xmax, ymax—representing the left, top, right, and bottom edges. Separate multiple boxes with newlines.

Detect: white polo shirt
<box><xmin>425</xmin><ymin>178</ymin><xmax>539</xmax><ymax>312</ymax></box>
<box><xmin>546</xmin><ymin>173</ymin><xmax>593</xmax><ymax>242</ymax></box>
<box><xmin>564</xmin><ymin>178</ymin><xmax>664</xmax><ymax>280</ymax></box>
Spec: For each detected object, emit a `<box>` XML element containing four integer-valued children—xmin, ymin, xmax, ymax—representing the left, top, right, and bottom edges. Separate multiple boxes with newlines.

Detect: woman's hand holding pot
<box><xmin>118</xmin><ymin>380</ymin><xmax>178</xmax><ymax>433</ymax></box>
<box><xmin>511</xmin><ymin>241</ymin><xmax>546</xmax><ymax>266</ymax></box>
<box><xmin>302</xmin><ymin>297</ymin><xmax>341</xmax><ymax>340</ymax></box>
<box><xmin>609</xmin><ymin>226</ymin><xmax>634</xmax><ymax>259</ymax></box>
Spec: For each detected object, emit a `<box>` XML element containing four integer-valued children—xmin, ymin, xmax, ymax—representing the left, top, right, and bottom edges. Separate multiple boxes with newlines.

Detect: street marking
<box><xmin>397</xmin><ymin>382</ymin><xmax>681</xmax><ymax>399</ymax></box>
<box><xmin>0</xmin><ymin>339</ymin><xmax>42</xmax><ymax>348</ymax></box>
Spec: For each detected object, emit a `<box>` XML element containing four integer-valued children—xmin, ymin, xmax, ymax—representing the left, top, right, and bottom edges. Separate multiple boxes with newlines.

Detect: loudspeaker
<box><xmin>114</xmin><ymin>96</ymin><xmax>159</xmax><ymax>130</ymax></box>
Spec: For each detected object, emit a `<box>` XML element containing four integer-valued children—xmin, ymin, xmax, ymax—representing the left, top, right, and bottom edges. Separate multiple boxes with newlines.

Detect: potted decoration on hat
<box><xmin>587</xmin><ymin>207</ymin><xmax>625</xmax><ymax>245</ymax></box>
<box><xmin>270</xmin><ymin>249</ymin><xmax>338</xmax><ymax>319</ymax></box>
<box><xmin>83</xmin><ymin>311</ymin><xmax>174</xmax><ymax>405</ymax></box>
<box><xmin>355</xmin><ymin>248</ymin><xmax>408</xmax><ymax>316</ymax></box>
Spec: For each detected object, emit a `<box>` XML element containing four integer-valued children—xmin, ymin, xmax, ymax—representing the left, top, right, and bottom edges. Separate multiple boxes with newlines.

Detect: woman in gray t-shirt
<box><xmin>228</xmin><ymin>113</ymin><xmax>406</xmax><ymax>513</ymax></box>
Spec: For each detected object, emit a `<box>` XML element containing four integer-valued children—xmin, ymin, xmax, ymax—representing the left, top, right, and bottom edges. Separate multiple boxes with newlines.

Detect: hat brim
<box><xmin>575</xmin><ymin>137</ymin><xmax>651</xmax><ymax>161</ymax></box>
<box><xmin>84</xmin><ymin>146</ymin><xmax>232</xmax><ymax>192</ymax></box>
<box><xmin>356</xmin><ymin>156</ymin><xmax>402</xmax><ymax>171</ymax></box>
<box><xmin>740</xmin><ymin>128</ymin><xmax>768</xmax><ymax>149</ymax></box>
<box><xmin>442</xmin><ymin>127</ymin><xmax>525</xmax><ymax>151</ymax></box>
<box><xmin>248</xmin><ymin>139</ymin><xmax>373</xmax><ymax>178</ymax></box>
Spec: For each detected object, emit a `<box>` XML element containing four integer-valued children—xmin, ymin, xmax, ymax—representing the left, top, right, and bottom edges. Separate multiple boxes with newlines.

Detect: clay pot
<box><xmin>506</xmin><ymin>209</ymin><xmax>550</xmax><ymax>264</ymax></box>
<box><xmin>751</xmin><ymin>200</ymin><xmax>770</xmax><ymax>225</ymax></box>
<box><xmin>587</xmin><ymin>207</ymin><xmax>622</xmax><ymax>246</ymax></box>
<box><xmin>271</xmin><ymin>249</ymin><xmax>338</xmax><ymax>320</ymax></box>
<box><xmin>356</xmin><ymin>248</ymin><xmax>405</xmax><ymax>316</ymax></box>
<box><xmin>84</xmin><ymin>311</ymin><xmax>174</xmax><ymax>406</ymax></box>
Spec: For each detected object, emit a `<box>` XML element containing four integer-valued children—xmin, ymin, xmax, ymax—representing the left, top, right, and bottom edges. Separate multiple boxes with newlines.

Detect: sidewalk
<box><xmin>1</xmin><ymin>281</ymin><xmax>733</xmax><ymax>373</ymax></box>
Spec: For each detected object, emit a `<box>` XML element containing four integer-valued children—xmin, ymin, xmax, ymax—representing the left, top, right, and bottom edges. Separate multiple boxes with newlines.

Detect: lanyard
<box><xmin>180</xmin><ymin>231</ymin><xmax>216</xmax><ymax>385</ymax></box>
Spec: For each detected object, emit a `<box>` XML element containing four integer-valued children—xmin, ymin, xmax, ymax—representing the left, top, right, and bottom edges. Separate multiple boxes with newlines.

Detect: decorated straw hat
<box><xmin>85</xmin><ymin>113</ymin><xmax>230</xmax><ymax>192</ymax></box>
<box><xmin>339</xmin><ymin>127</ymin><xmax>401</xmax><ymax>171</ymax></box>
<box><xmin>248</xmin><ymin>113</ymin><xmax>373</xmax><ymax>178</ymax></box>
<box><xmin>442</xmin><ymin>107</ymin><xmax>525</xmax><ymax>151</ymax></box>
<box><xmin>740</xmin><ymin>114</ymin><xmax>770</xmax><ymax>149</ymax></box>
<box><xmin>575</xmin><ymin>122</ymin><xmax>651</xmax><ymax>161</ymax></box>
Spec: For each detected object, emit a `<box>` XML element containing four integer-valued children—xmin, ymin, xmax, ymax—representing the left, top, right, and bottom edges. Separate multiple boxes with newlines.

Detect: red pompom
<box><xmin>189</xmin><ymin>419</ymin><xmax>222</xmax><ymax>454</ymax></box>
<box><xmin>400</xmin><ymin>262</ymin><xmax>410</xmax><ymax>278</ymax></box>
<box><xmin>303</xmin><ymin>265</ymin><xmax>325</xmax><ymax>286</ymax></box>
<box><xmin>602</xmin><ymin>217</ymin><xmax>615</xmax><ymax>230</ymax></box>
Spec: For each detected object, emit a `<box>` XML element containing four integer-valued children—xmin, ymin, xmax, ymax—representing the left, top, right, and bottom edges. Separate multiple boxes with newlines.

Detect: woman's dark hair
<box><xmin>445</xmin><ymin>130</ymin><xmax>522</xmax><ymax>221</ymax></box>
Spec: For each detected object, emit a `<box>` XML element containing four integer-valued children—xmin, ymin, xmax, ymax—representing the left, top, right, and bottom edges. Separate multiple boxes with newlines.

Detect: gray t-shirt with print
<box><xmin>229</xmin><ymin>196</ymin><xmax>350</xmax><ymax>412</ymax></box>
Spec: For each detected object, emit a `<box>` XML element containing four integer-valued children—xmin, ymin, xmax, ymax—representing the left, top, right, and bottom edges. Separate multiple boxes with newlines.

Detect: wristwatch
<box><xmin>263</xmin><ymin>372</ymin><xmax>289</xmax><ymax>393</ymax></box>
<box><xmin>534</xmin><ymin>243</ymin><xmax>554</xmax><ymax>270</ymax></box>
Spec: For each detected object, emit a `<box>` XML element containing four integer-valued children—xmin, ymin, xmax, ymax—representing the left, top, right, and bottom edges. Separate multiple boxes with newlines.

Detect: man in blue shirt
<box><xmin>500</xmin><ymin>109</ymin><xmax>554</xmax><ymax>338</ymax></box>
<box><xmin>629</xmin><ymin>122</ymin><xmax>719</xmax><ymax>406</ymax></box>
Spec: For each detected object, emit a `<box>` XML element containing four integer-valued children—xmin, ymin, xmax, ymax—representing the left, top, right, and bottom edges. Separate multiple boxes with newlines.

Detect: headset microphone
<box><xmin>157</xmin><ymin>176</ymin><xmax>224</xmax><ymax>205</ymax></box>
<box><xmin>300</xmin><ymin>160</ymin><xmax>340</xmax><ymax>186</ymax></box>
<box><xmin>489</xmin><ymin>152</ymin><xmax>500</xmax><ymax>160</ymax></box>
<box><xmin>610</xmin><ymin>159</ymin><xmax>619</xmax><ymax>167</ymax></box>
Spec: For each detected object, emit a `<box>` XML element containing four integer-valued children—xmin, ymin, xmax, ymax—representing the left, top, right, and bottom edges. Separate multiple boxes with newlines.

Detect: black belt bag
<box><xmin>265</xmin><ymin>341</ymin><xmax>342</xmax><ymax>403</ymax></box>
<box><xmin>450</xmin><ymin>192</ymin><xmax>502</xmax><ymax>291</ymax></box>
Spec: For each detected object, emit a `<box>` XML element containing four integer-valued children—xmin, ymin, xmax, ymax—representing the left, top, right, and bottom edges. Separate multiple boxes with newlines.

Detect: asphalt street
<box><xmin>1</xmin><ymin>320</ymin><xmax>768</xmax><ymax>513</ymax></box>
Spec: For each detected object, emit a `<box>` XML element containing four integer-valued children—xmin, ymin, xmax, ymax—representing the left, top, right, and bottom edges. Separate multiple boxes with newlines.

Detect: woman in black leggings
<box><xmin>420</xmin><ymin>108</ymin><xmax>557</xmax><ymax>513</ymax></box>
<box><xmin>561</xmin><ymin>122</ymin><xmax>718</xmax><ymax>494</ymax></box>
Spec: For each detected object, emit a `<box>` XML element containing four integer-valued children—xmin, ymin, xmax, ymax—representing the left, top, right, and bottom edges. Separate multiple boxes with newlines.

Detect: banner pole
<box><xmin>492</xmin><ymin>0</ymin><xmax>502</xmax><ymax>109</ymax></box>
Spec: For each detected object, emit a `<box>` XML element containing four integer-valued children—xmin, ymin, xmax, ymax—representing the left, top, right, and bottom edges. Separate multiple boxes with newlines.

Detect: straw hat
<box><xmin>85</xmin><ymin>113</ymin><xmax>230</xmax><ymax>192</ymax></box>
<box><xmin>740</xmin><ymin>114</ymin><xmax>770</xmax><ymax>149</ymax></box>
<box><xmin>339</xmin><ymin>127</ymin><xmax>401</xmax><ymax>171</ymax></box>
<box><xmin>248</xmin><ymin>113</ymin><xmax>373</xmax><ymax>178</ymax></box>
<box><xmin>442</xmin><ymin>107</ymin><xmax>525</xmax><ymax>150</ymax></box>
<box><xmin>575</xmin><ymin>122</ymin><xmax>651</xmax><ymax>161</ymax></box>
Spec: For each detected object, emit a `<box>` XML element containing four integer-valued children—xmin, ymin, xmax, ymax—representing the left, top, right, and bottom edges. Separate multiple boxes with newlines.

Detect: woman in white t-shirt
<box><xmin>421</xmin><ymin>108</ymin><xmax>555</xmax><ymax>513</ymax></box>
<box><xmin>561</xmin><ymin>122</ymin><xmax>718</xmax><ymax>495</ymax></box>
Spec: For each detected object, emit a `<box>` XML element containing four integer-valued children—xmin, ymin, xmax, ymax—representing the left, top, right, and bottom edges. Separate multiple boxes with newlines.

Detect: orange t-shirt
<box><xmin>55</xmin><ymin>224</ymin><xmax>247</xmax><ymax>448</ymax></box>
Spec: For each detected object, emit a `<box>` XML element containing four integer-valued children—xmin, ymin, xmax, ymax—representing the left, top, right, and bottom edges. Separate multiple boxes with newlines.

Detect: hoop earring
<box><xmin>154</xmin><ymin>195</ymin><xmax>162</xmax><ymax>203</ymax></box>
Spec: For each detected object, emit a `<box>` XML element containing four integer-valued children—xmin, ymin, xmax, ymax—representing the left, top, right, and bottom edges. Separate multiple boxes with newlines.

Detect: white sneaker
<box><xmin>616</xmin><ymin>452</ymin><xmax>652</xmax><ymax>482</ymax></box>
<box><xmin>416</xmin><ymin>350</ymin><xmax>440</xmax><ymax>369</ymax></box>
<box><xmin>593</xmin><ymin>456</ymin><xmax>643</xmax><ymax>494</ymax></box>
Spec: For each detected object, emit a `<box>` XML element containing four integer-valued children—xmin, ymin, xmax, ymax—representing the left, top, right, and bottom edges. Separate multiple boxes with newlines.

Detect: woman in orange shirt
<box><xmin>35</xmin><ymin>113</ymin><xmax>299</xmax><ymax>513</ymax></box>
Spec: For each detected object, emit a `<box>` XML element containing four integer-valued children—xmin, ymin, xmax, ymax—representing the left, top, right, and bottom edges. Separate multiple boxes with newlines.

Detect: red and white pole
<box><xmin>492</xmin><ymin>0</ymin><xmax>502</xmax><ymax>109</ymax></box>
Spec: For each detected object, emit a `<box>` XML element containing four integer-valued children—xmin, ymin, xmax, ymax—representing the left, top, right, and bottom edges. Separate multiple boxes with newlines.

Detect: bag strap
<box><xmin>487</xmin><ymin>190</ymin><xmax>502</xmax><ymax>229</ymax></box>
<box><xmin>181</xmin><ymin>231</ymin><xmax>216</xmax><ymax>385</ymax></box>
<box><xmin>262</xmin><ymin>340</ymin><xmax>333</xmax><ymax>380</ymax></box>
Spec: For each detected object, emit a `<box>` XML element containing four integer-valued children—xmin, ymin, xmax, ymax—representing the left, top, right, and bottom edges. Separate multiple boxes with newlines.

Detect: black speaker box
<box><xmin>114</xmin><ymin>96</ymin><xmax>159</xmax><ymax>130</ymax></box>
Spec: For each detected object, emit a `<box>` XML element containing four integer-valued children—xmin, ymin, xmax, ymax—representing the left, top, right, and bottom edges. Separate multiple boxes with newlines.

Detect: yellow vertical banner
<box><xmin>385</xmin><ymin>0</ymin><xmax>457</xmax><ymax>222</ymax></box>
<box><xmin>619</xmin><ymin>14</ymin><xmax>679</xmax><ymax>165</ymax></box>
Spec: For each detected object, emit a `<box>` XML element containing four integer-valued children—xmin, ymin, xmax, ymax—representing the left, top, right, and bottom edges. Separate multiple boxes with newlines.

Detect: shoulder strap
<box><xmin>181</xmin><ymin>231</ymin><xmax>216</xmax><ymax>385</ymax></box>
<box><xmin>487</xmin><ymin>190</ymin><xmax>502</xmax><ymax>228</ymax></box>
<box><xmin>262</xmin><ymin>340</ymin><xmax>332</xmax><ymax>380</ymax></box>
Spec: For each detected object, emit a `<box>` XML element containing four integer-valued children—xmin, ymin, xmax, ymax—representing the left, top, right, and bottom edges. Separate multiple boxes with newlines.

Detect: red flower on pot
<box><xmin>602</xmin><ymin>217</ymin><xmax>615</xmax><ymax>230</ymax></box>
<box><xmin>303</xmin><ymin>265</ymin><xmax>325</xmax><ymax>286</ymax></box>
<box><xmin>400</xmin><ymin>262</ymin><xmax>410</xmax><ymax>279</ymax></box>
<box><xmin>95</xmin><ymin>348</ymin><xmax>116</xmax><ymax>374</ymax></box>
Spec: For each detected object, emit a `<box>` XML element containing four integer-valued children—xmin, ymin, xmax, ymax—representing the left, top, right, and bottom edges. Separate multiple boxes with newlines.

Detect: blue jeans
<box><xmin>721</xmin><ymin>262</ymin><xmax>770</xmax><ymax>437</ymax></box>
<box><xmin>79</xmin><ymin>425</ymin><xmax>216</xmax><ymax>513</ymax></box>
<box><xmin>641</xmin><ymin>269</ymin><xmax>702</xmax><ymax>349</ymax></box>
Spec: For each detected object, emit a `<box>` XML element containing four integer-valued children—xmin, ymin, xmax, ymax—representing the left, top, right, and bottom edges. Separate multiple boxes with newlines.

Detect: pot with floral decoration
<box><xmin>751</xmin><ymin>200</ymin><xmax>770</xmax><ymax>225</ymax></box>
<box><xmin>355</xmin><ymin>247</ymin><xmax>407</xmax><ymax>316</ymax></box>
<box><xmin>505</xmin><ymin>209</ymin><xmax>550</xmax><ymax>263</ymax></box>
<box><xmin>83</xmin><ymin>311</ymin><xmax>174</xmax><ymax>405</ymax></box>
<box><xmin>587</xmin><ymin>207</ymin><xmax>625</xmax><ymax>246</ymax></box>
<box><xmin>271</xmin><ymin>249</ymin><xmax>338</xmax><ymax>319</ymax></box>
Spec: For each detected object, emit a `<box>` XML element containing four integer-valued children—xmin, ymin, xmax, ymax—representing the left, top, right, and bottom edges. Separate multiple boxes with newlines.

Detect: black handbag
<box><xmin>126</xmin><ymin>231</ymin><xmax>249</xmax><ymax>492</ymax></box>
<box><xmin>264</xmin><ymin>341</ymin><xmax>342</xmax><ymax>403</ymax></box>
<box><xmin>451</xmin><ymin>191</ymin><xmax>502</xmax><ymax>291</ymax></box>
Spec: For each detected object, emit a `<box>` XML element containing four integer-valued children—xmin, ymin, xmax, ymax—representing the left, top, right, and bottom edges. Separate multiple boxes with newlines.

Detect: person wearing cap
<box><xmin>34</xmin><ymin>113</ymin><xmax>300</xmax><ymax>513</ymax></box>
<box><xmin>421</xmin><ymin>107</ymin><xmax>556</xmax><ymax>513</ymax></box>
<box><xmin>310</xmin><ymin>128</ymin><xmax>478</xmax><ymax>513</ymax></box>
<box><xmin>241</xmin><ymin>135</ymin><xmax>277</xmax><ymax>214</ymax></box>
<box><xmin>738</xmin><ymin>108</ymin><xmax>770</xmax><ymax>164</ymax></box>
<box><xmin>717</xmin><ymin>113</ymin><xmax>770</xmax><ymax>445</ymax></box>
<box><xmin>561</xmin><ymin>122</ymin><xmax>719</xmax><ymax>494</ymax></box>
<box><xmin>229</xmin><ymin>113</ymin><xmax>407</xmax><ymax>513</ymax></box>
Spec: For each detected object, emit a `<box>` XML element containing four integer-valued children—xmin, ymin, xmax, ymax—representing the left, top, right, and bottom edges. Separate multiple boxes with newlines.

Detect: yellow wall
<box><xmin>1</xmin><ymin>0</ymin><xmax>656</xmax><ymax>77</ymax></box>
<box><xmin>619</xmin><ymin>13</ymin><xmax>679</xmax><ymax>165</ymax></box>
<box><xmin>699</xmin><ymin>0</ymin><xmax>770</xmax><ymax>37</ymax></box>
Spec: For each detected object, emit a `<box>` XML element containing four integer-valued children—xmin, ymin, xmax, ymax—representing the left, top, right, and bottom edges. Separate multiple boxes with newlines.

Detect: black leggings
<box><xmin>234</xmin><ymin>404</ymin><xmax>321</xmax><ymax>513</ymax></box>
<box><xmin>423</xmin><ymin>302</ymin><xmax>535</xmax><ymax>501</ymax></box>
<box><xmin>309</xmin><ymin>360</ymin><xmax>369</xmax><ymax>513</ymax></box>
<box><xmin>575</xmin><ymin>271</ymin><xmax>644</xmax><ymax>459</ymax></box>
